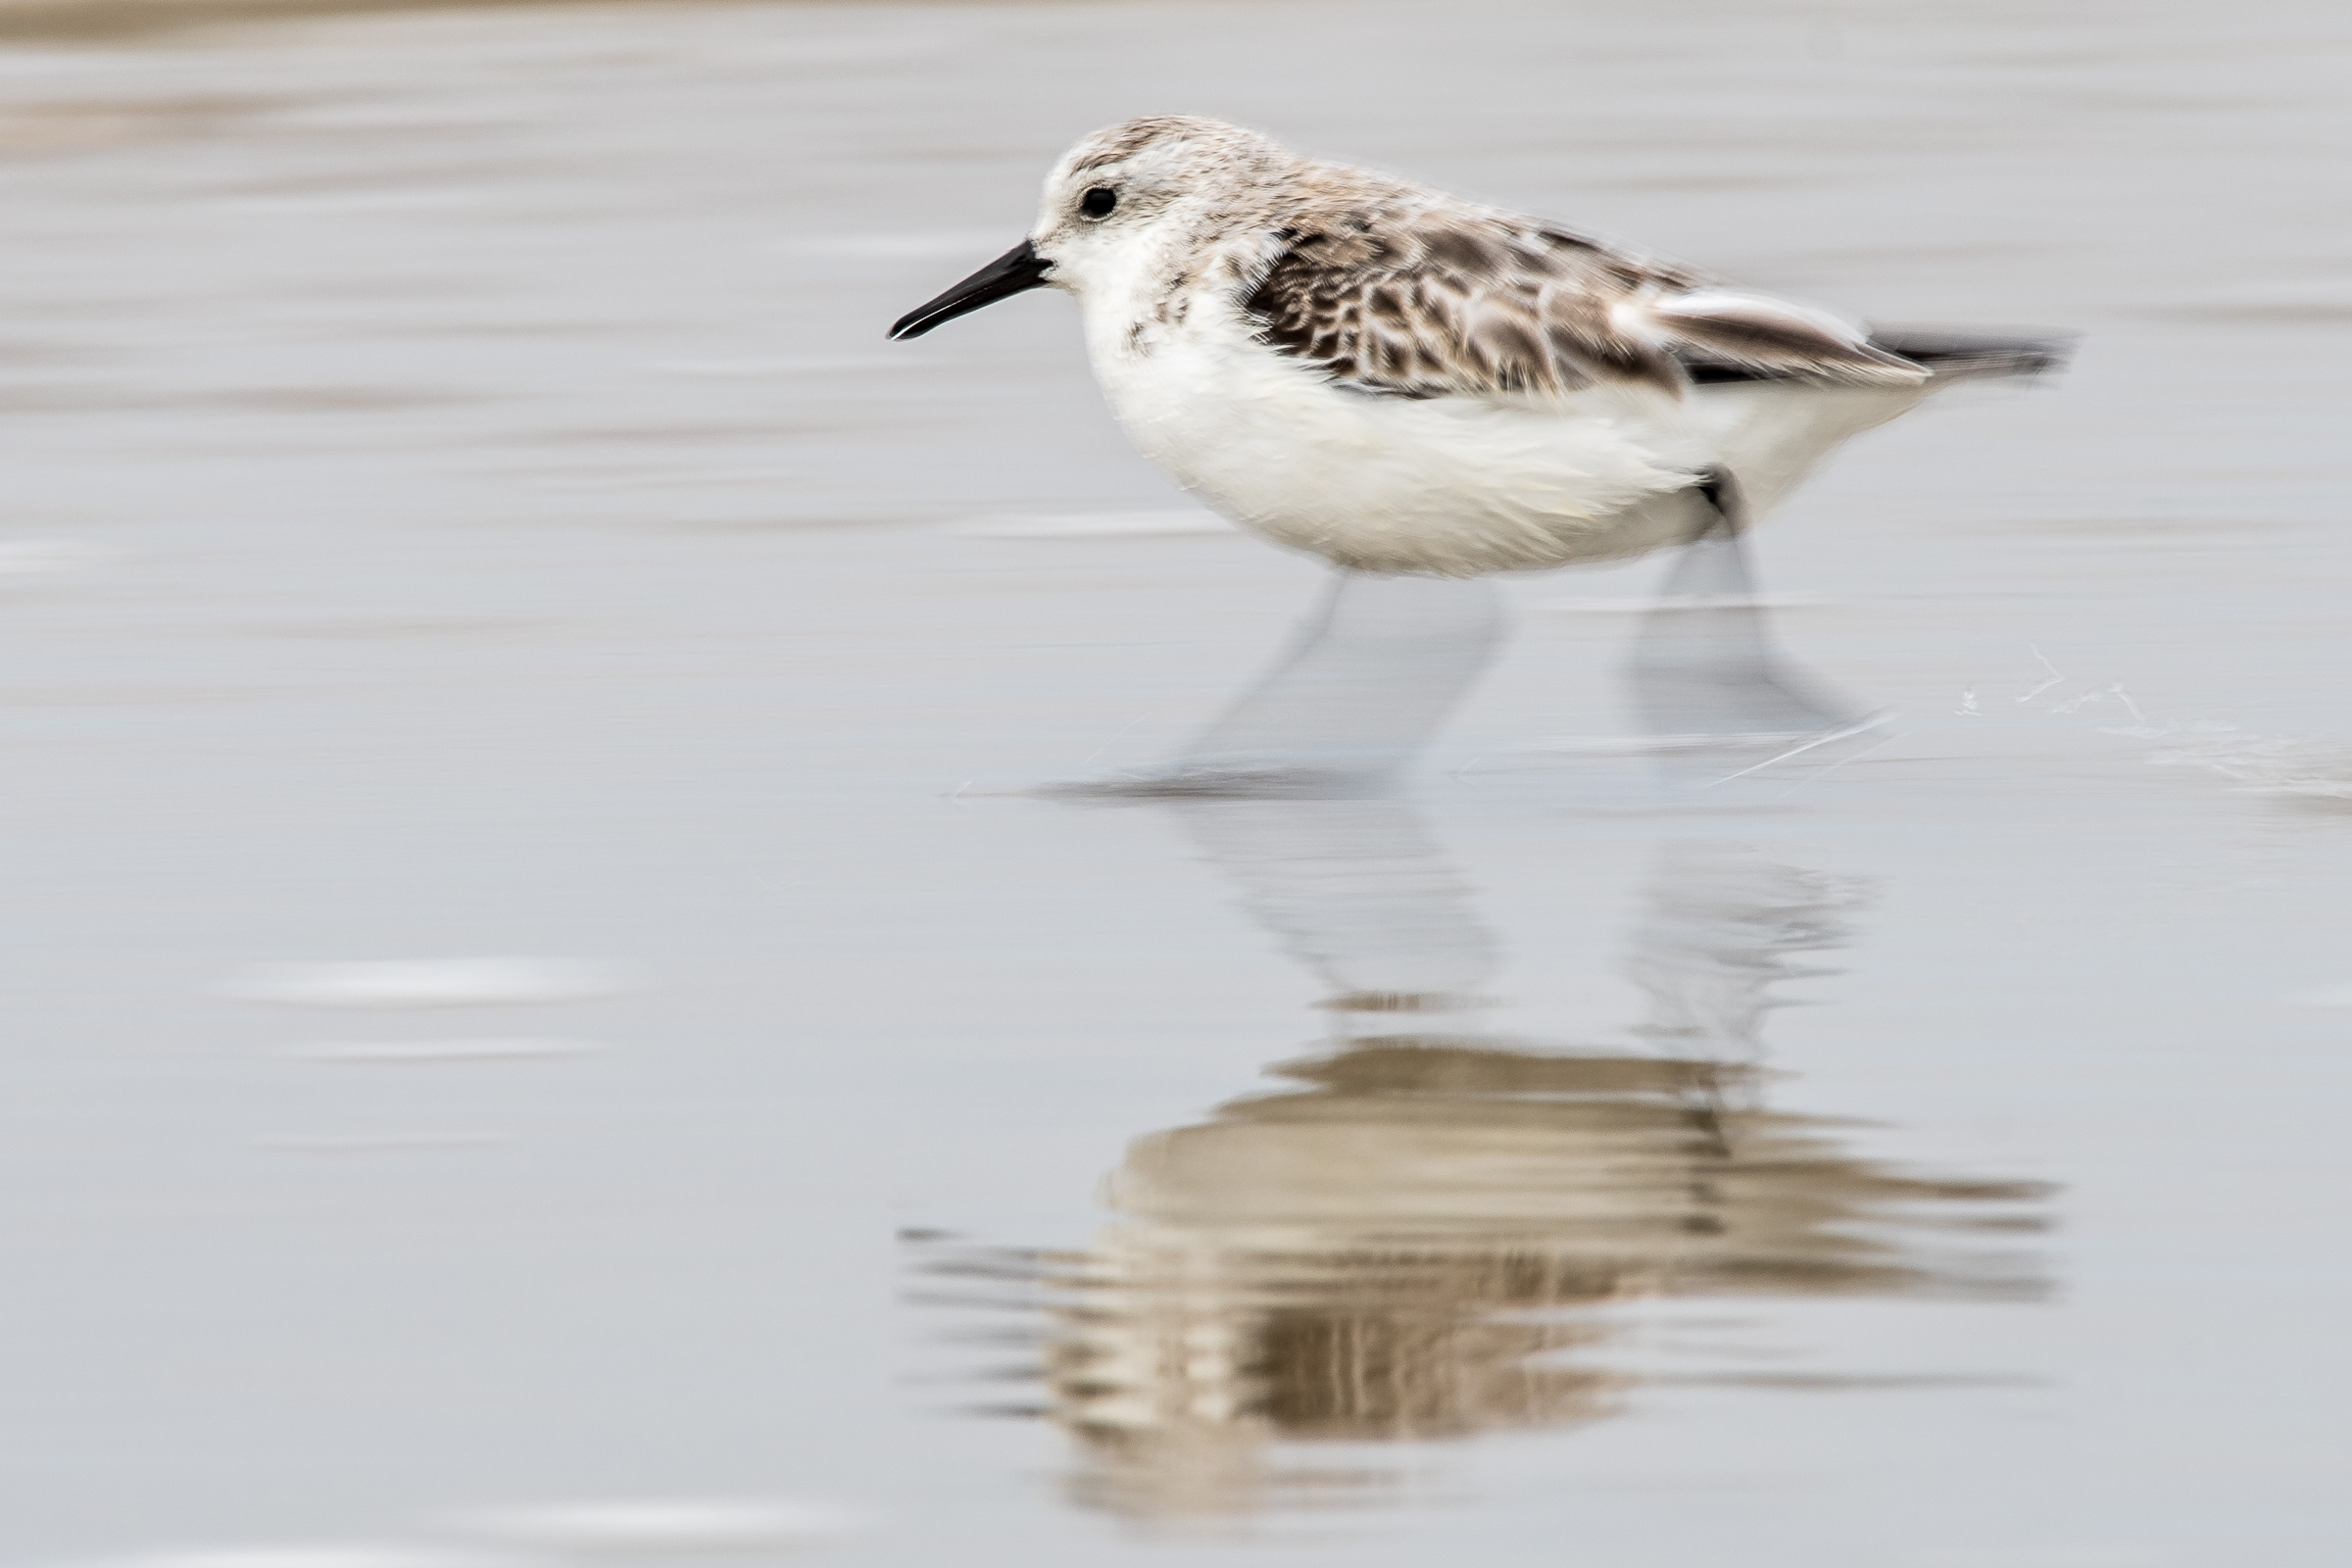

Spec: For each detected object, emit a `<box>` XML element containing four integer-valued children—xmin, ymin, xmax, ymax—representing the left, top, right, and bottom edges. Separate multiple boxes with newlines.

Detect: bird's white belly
<box><xmin>1086</xmin><ymin>310</ymin><xmax>1934</xmax><ymax>577</ymax></box>
<box><xmin>1091</xmin><ymin>319</ymin><xmax>1709</xmax><ymax>575</ymax></box>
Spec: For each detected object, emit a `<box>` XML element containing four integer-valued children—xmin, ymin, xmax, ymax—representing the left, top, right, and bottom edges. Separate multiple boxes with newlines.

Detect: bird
<box><xmin>890</xmin><ymin>115</ymin><xmax>2060</xmax><ymax>580</ymax></box>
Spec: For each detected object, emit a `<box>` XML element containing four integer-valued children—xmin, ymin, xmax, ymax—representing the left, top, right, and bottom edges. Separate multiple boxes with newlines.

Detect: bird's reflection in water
<box><xmin>932</xmin><ymin>807</ymin><xmax>2050</xmax><ymax>1521</ymax></box>
<box><xmin>927</xmin><ymin>554</ymin><xmax>2046</xmax><ymax>1520</ymax></box>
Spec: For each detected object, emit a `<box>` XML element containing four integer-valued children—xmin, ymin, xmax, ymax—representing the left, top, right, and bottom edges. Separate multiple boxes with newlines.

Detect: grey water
<box><xmin>4</xmin><ymin>1</ymin><xmax>2352</xmax><ymax>1565</ymax></box>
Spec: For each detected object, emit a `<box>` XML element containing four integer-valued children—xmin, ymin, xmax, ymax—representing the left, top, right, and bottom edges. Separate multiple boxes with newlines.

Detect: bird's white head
<box><xmin>1030</xmin><ymin>117</ymin><xmax>1288</xmax><ymax>296</ymax></box>
<box><xmin>889</xmin><ymin>116</ymin><xmax>1293</xmax><ymax>342</ymax></box>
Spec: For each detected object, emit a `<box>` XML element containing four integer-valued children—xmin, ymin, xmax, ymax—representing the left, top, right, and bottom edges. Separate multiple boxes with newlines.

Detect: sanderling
<box><xmin>892</xmin><ymin>115</ymin><xmax>2060</xmax><ymax>579</ymax></box>
<box><xmin>891</xmin><ymin>117</ymin><xmax>2062</xmax><ymax>789</ymax></box>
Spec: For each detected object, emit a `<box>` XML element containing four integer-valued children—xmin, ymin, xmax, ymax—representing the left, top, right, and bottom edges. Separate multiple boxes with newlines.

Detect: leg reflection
<box><xmin>926</xmin><ymin>805</ymin><xmax>2050</xmax><ymax>1522</ymax></box>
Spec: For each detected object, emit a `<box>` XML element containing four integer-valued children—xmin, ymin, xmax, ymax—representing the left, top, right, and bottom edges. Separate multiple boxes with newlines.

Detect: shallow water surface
<box><xmin>3</xmin><ymin>1</ymin><xmax>2351</xmax><ymax>1564</ymax></box>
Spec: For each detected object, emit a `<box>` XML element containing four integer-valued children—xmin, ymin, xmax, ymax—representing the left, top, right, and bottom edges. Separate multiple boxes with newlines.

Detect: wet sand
<box><xmin>4</xmin><ymin>1</ymin><xmax>2352</xmax><ymax>1564</ymax></box>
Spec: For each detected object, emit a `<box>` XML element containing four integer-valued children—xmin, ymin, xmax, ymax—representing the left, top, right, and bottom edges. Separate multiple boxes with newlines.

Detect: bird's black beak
<box><xmin>888</xmin><ymin>240</ymin><xmax>1053</xmax><ymax>340</ymax></box>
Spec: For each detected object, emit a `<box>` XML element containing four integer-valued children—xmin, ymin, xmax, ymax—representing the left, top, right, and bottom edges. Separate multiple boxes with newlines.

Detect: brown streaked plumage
<box><xmin>1241</xmin><ymin>197</ymin><xmax>1926</xmax><ymax>401</ymax></box>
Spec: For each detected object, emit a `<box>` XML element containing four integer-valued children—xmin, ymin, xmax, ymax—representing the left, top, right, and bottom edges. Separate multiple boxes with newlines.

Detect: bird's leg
<box><xmin>1625</xmin><ymin>471</ymin><xmax>1877</xmax><ymax>771</ymax></box>
<box><xmin>1068</xmin><ymin>570</ymin><xmax>1505</xmax><ymax>798</ymax></box>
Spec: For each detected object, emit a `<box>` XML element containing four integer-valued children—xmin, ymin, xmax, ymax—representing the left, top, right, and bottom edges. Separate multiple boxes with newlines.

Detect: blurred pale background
<box><xmin>3</xmin><ymin>2</ymin><xmax>2350</xmax><ymax>1565</ymax></box>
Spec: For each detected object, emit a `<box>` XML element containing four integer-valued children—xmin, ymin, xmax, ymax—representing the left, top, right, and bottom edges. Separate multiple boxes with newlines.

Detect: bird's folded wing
<box><xmin>1244</xmin><ymin>211</ymin><xmax>1926</xmax><ymax>400</ymax></box>
<box><xmin>1644</xmin><ymin>290</ymin><xmax>1929</xmax><ymax>387</ymax></box>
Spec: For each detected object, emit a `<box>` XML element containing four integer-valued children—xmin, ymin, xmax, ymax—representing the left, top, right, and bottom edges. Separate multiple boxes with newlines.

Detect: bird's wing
<box><xmin>1646</xmin><ymin>290</ymin><xmax>1930</xmax><ymax>386</ymax></box>
<box><xmin>1242</xmin><ymin>210</ymin><xmax>1927</xmax><ymax>399</ymax></box>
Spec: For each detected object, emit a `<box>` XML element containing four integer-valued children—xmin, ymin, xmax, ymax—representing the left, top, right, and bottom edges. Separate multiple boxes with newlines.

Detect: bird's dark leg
<box><xmin>1068</xmin><ymin>570</ymin><xmax>1504</xmax><ymax>798</ymax></box>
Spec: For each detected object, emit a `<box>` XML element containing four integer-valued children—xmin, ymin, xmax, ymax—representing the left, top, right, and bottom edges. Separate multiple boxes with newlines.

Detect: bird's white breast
<box><xmin>1077</xmin><ymin>283</ymin><xmax>1711</xmax><ymax>575</ymax></box>
<box><xmin>1073</xmin><ymin>274</ymin><xmax>1931</xmax><ymax>577</ymax></box>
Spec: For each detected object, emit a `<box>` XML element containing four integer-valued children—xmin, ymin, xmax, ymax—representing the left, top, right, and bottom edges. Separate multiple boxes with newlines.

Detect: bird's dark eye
<box><xmin>1080</xmin><ymin>186</ymin><xmax>1118</xmax><ymax>219</ymax></box>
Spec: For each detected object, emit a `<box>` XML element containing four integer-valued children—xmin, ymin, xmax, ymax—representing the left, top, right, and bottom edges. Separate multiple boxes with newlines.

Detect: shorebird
<box><xmin>890</xmin><ymin>116</ymin><xmax>2061</xmax><ymax>785</ymax></box>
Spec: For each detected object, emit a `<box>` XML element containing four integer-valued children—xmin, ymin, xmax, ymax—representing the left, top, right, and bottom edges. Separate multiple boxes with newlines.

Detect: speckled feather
<box><xmin>1240</xmin><ymin>191</ymin><xmax>1928</xmax><ymax>400</ymax></box>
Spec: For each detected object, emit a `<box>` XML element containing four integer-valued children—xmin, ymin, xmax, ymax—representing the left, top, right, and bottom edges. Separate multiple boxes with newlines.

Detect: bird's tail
<box><xmin>1867</xmin><ymin>327</ymin><xmax>2076</xmax><ymax>383</ymax></box>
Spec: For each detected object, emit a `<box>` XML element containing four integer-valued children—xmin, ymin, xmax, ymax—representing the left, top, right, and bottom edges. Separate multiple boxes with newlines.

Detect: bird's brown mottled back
<box><xmin>1225</xmin><ymin>148</ymin><xmax>1929</xmax><ymax>401</ymax></box>
<box><xmin>1244</xmin><ymin>207</ymin><xmax>1697</xmax><ymax>399</ymax></box>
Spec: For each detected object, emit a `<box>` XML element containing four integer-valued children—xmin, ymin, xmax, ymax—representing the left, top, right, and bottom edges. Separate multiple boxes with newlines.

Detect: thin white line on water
<box><xmin>2015</xmin><ymin>645</ymin><xmax>2066</xmax><ymax>704</ymax></box>
<box><xmin>1778</xmin><ymin>732</ymin><xmax>1897</xmax><ymax>799</ymax></box>
<box><xmin>1704</xmin><ymin>714</ymin><xmax>1890</xmax><ymax>787</ymax></box>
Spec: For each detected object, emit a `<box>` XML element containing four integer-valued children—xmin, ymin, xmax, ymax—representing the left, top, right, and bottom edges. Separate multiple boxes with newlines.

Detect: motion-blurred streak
<box><xmin>1070</xmin><ymin>571</ymin><xmax>1505</xmax><ymax>798</ymax></box>
<box><xmin>920</xmin><ymin>804</ymin><xmax>2052</xmax><ymax>1521</ymax></box>
<box><xmin>1625</xmin><ymin>519</ymin><xmax>1874</xmax><ymax>755</ymax></box>
<box><xmin>1067</xmin><ymin>502</ymin><xmax>1872</xmax><ymax>801</ymax></box>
